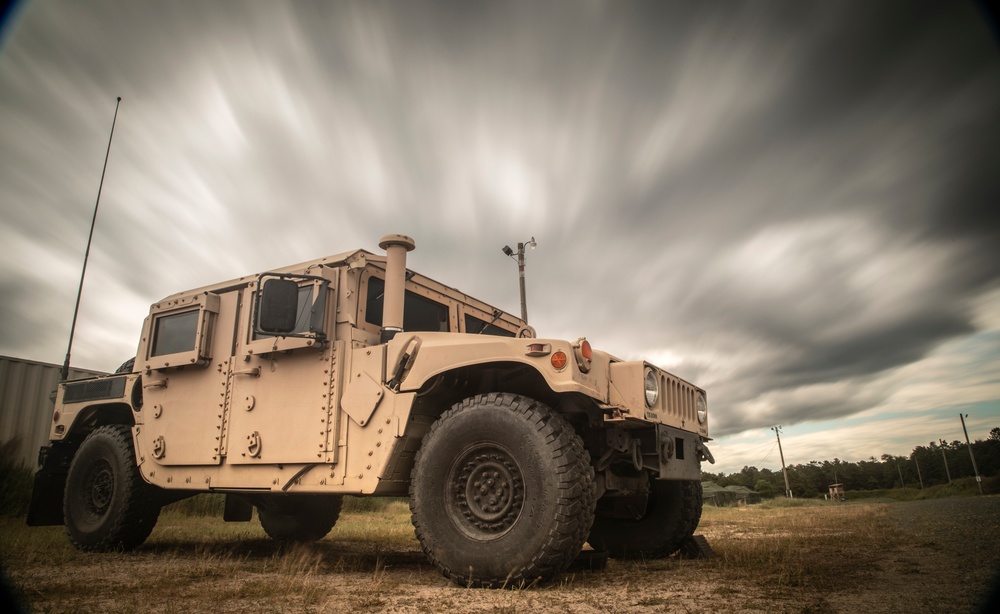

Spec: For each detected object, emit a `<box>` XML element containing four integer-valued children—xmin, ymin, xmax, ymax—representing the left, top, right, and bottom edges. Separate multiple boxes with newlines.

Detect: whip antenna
<box><xmin>61</xmin><ymin>96</ymin><xmax>122</xmax><ymax>381</ymax></box>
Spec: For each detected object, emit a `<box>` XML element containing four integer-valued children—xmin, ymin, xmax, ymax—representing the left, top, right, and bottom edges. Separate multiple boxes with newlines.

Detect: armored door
<box><xmin>137</xmin><ymin>291</ymin><xmax>235</xmax><ymax>466</ymax></box>
<box><xmin>225</xmin><ymin>275</ymin><xmax>342</xmax><ymax>465</ymax></box>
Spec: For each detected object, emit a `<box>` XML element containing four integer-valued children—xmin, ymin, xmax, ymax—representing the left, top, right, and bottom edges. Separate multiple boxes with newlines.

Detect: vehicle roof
<box><xmin>153</xmin><ymin>248</ymin><xmax>525</xmax><ymax>328</ymax></box>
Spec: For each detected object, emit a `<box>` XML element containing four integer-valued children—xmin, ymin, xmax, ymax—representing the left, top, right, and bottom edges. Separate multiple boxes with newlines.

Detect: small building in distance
<box><xmin>723</xmin><ymin>484</ymin><xmax>762</xmax><ymax>505</ymax></box>
<box><xmin>702</xmin><ymin>481</ymin><xmax>762</xmax><ymax>506</ymax></box>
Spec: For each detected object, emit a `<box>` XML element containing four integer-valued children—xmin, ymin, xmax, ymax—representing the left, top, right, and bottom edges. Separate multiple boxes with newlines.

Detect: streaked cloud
<box><xmin>1</xmin><ymin>0</ymin><xmax>997</xmax><ymax>471</ymax></box>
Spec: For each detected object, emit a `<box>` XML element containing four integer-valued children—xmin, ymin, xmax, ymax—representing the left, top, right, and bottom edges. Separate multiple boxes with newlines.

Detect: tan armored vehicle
<box><xmin>28</xmin><ymin>234</ymin><xmax>714</xmax><ymax>587</ymax></box>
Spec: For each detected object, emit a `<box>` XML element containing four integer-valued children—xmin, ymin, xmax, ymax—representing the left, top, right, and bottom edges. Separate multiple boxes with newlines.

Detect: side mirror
<box><xmin>257</xmin><ymin>278</ymin><xmax>298</xmax><ymax>334</ymax></box>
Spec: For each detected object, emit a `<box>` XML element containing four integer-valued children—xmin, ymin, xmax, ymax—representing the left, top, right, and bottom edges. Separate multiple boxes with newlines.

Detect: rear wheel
<box><xmin>588</xmin><ymin>479</ymin><xmax>702</xmax><ymax>559</ymax></box>
<box><xmin>258</xmin><ymin>495</ymin><xmax>343</xmax><ymax>542</ymax></box>
<box><xmin>64</xmin><ymin>425</ymin><xmax>160</xmax><ymax>551</ymax></box>
<box><xmin>410</xmin><ymin>392</ymin><xmax>595</xmax><ymax>588</ymax></box>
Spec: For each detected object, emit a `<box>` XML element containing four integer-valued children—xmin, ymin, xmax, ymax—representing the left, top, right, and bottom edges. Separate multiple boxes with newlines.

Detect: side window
<box><xmin>151</xmin><ymin>310</ymin><xmax>199</xmax><ymax>355</ymax></box>
<box><xmin>255</xmin><ymin>285</ymin><xmax>315</xmax><ymax>338</ymax></box>
<box><xmin>405</xmin><ymin>292</ymin><xmax>450</xmax><ymax>332</ymax></box>
<box><xmin>143</xmin><ymin>293</ymin><xmax>220</xmax><ymax>370</ymax></box>
<box><xmin>365</xmin><ymin>277</ymin><xmax>386</xmax><ymax>327</ymax></box>
<box><xmin>290</xmin><ymin>285</ymin><xmax>314</xmax><ymax>334</ymax></box>
<box><xmin>365</xmin><ymin>276</ymin><xmax>451</xmax><ymax>332</ymax></box>
<box><xmin>244</xmin><ymin>274</ymin><xmax>331</xmax><ymax>354</ymax></box>
<box><xmin>464</xmin><ymin>314</ymin><xmax>516</xmax><ymax>337</ymax></box>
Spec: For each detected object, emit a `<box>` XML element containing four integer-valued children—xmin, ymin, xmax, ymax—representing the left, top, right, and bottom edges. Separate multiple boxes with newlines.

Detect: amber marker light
<box><xmin>551</xmin><ymin>350</ymin><xmax>568</xmax><ymax>370</ymax></box>
<box><xmin>573</xmin><ymin>337</ymin><xmax>592</xmax><ymax>373</ymax></box>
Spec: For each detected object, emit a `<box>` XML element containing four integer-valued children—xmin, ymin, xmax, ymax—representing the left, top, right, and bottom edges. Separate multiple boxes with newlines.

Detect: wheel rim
<box><xmin>82</xmin><ymin>459</ymin><xmax>115</xmax><ymax>520</ymax></box>
<box><xmin>448</xmin><ymin>445</ymin><xmax>524</xmax><ymax>540</ymax></box>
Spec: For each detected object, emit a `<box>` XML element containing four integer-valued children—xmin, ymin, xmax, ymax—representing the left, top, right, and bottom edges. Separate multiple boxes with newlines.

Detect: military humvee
<box><xmin>28</xmin><ymin>234</ymin><xmax>714</xmax><ymax>587</ymax></box>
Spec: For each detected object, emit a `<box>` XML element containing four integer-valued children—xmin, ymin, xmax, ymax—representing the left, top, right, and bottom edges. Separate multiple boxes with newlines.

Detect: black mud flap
<box><xmin>223</xmin><ymin>494</ymin><xmax>254</xmax><ymax>522</ymax></box>
<box><xmin>567</xmin><ymin>549</ymin><xmax>609</xmax><ymax>572</ymax></box>
<box><xmin>25</xmin><ymin>444</ymin><xmax>72</xmax><ymax>526</ymax></box>
<box><xmin>26</xmin><ymin>469</ymin><xmax>67</xmax><ymax>526</ymax></box>
<box><xmin>678</xmin><ymin>534</ymin><xmax>715</xmax><ymax>559</ymax></box>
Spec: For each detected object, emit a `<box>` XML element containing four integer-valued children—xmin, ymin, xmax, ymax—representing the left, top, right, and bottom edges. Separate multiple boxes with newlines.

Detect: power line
<box><xmin>756</xmin><ymin>441</ymin><xmax>779</xmax><ymax>467</ymax></box>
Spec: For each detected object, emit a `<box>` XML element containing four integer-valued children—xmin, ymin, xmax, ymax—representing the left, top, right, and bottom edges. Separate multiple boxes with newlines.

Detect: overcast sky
<box><xmin>1</xmin><ymin>0</ymin><xmax>998</xmax><ymax>474</ymax></box>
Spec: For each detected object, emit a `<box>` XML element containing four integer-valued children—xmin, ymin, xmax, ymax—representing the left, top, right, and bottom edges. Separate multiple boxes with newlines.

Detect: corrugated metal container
<box><xmin>0</xmin><ymin>356</ymin><xmax>106</xmax><ymax>468</ymax></box>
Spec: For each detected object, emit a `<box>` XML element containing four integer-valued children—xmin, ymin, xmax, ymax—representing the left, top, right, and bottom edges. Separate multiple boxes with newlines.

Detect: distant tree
<box><xmin>755</xmin><ymin>479</ymin><xmax>778</xmax><ymax>499</ymax></box>
<box><xmin>701</xmin><ymin>470</ymin><xmax>725</xmax><ymax>485</ymax></box>
<box><xmin>694</xmin><ymin>427</ymin><xmax>1000</xmax><ymax>495</ymax></box>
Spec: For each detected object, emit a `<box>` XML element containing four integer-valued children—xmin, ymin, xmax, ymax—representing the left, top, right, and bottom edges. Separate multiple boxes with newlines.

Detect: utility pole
<box><xmin>941</xmin><ymin>447</ymin><xmax>952</xmax><ymax>484</ymax></box>
<box><xmin>62</xmin><ymin>96</ymin><xmax>122</xmax><ymax>381</ymax></box>
<box><xmin>501</xmin><ymin>237</ymin><xmax>536</xmax><ymax>323</ymax></box>
<box><xmin>895</xmin><ymin>461</ymin><xmax>905</xmax><ymax>489</ymax></box>
<box><xmin>960</xmin><ymin>413</ymin><xmax>984</xmax><ymax>495</ymax></box>
<box><xmin>915</xmin><ymin>457</ymin><xmax>924</xmax><ymax>489</ymax></box>
<box><xmin>772</xmin><ymin>426</ymin><xmax>792</xmax><ymax>498</ymax></box>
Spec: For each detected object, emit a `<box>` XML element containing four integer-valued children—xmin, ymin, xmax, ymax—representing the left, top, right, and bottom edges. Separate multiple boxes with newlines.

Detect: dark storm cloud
<box><xmin>1</xmin><ymin>0</ymin><xmax>997</xmax><ymax>440</ymax></box>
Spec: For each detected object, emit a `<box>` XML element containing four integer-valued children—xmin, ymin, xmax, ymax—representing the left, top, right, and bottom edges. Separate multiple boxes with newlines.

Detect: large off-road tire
<box><xmin>410</xmin><ymin>392</ymin><xmax>595</xmax><ymax>588</ymax></box>
<box><xmin>588</xmin><ymin>479</ymin><xmax>702</xmax><ymax>559</ymax></box>
<box><xmin>64</xmin><ymin>425</ymin><xmax>161</xmax><ymax>551</ymax></box>
<box><xmin>258</xmin><ymin>495</ymin><xmax>343</xmax><ymax>542</ymax></box>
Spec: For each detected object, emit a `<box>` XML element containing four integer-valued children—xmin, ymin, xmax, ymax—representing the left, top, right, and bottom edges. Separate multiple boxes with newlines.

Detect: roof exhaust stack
<box><xmin>378</xmin><ymin>234</ymin><xmax>416</xmax><ymax>343</ymax></box>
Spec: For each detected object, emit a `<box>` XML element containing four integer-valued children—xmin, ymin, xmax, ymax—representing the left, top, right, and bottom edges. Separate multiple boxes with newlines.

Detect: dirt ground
<box><xmin>3</xmin><ymin>496</ymin><xmax>999</xmax><ymax>613</ymax></box>
<box><xmin>834</xmin><ymin>497</ymin><xmax>1000</xmax><ymax>614</ymax></box>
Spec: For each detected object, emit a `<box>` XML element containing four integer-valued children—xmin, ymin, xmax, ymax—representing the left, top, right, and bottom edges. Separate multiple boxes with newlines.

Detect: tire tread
<box><xmin>410</xmin><ymin>392</ymin><xmax>596</xmax><ymax>587</ymax></box>
<box><xmin>64</xmin><ymin>424</ymin><xmax>160</xmax><ymax>552</ymax></box>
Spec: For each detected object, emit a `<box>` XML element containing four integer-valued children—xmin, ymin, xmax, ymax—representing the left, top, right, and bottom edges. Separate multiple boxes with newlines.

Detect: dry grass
<box><xmin>700</xmin><ymin>501</ymin><xmax>899</xmax><ymax>591</ymax></box>
<box><xmin>3</xmin><ymin>497</ymin><xmax>995</xmax><ymax>613</ymax></box>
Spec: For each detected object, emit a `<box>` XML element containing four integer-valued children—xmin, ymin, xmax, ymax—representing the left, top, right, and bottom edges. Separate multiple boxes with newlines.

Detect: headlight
<box><xmin>697</xmin><ymin>393</ymin><xmax>708</xmax><ymax>424</ymax></box>
<box><xmin>644</xmin><ymin>368</ymin><xmax>659</xmax><ymax>407</ymax></box>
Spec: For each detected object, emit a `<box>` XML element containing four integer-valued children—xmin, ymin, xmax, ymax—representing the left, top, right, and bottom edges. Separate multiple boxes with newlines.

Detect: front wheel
<box><xmin>258</xmin><ymin>495</ymin><xmax>343</xmax><ymax>542</ymax></box>
<box><xmin>410</xmin><ymin>393</ymin><xmax>595</xmax><ymax>588</ymax></box>
<box><xmin>588</xmin><ymin>479</ymin><xmax>702</xmax><ymax>559</ymax></box>
<box><xmin>63</xmin><ymin>425</ymin><xmax>161</xmax><ymax>551</ymax></box>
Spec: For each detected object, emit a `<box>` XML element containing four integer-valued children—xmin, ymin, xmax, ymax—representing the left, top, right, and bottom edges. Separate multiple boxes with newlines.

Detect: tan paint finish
<box><xmin>51</xmin><ymin>238</ymin><xmax>710</xmax><ymax>496</ymax></box>
<box><xmin>608</xmin><ymin>361</ymin><xmax>709</xmax><ymax>438</ymax></box>
<box><xmin>341</xmin><ymin>345</ymin><xmax>386</xmax><ymax>427</ymax></box>
<box><xmin>135</xmin><ymin>291</ymin><xmax>236</xmax><ymax>466</ymax></box>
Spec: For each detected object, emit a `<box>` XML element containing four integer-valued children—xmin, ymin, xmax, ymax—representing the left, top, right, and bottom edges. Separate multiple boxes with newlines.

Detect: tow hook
<box><xmin>696</xmin><ymin>441</ymin><xmax>715</xmax><ymax>464</ymax></box>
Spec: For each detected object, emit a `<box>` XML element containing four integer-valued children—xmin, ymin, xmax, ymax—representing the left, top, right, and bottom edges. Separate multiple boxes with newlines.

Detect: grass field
<box><xmin>4</xmin><ymin>495</ymin><xmax>998</xmax><ymax>613</ymax></box>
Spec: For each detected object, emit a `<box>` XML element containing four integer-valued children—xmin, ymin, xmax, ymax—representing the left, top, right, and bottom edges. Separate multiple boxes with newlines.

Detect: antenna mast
<box><xmin>61</xmin><ymin>96</ymin><xmax>122</xmax><ymax>381</ymax></box>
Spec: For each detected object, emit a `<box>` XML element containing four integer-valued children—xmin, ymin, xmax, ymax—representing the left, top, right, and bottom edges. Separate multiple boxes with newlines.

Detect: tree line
<box><xmin>702</xmin><ymin>427</ymin><xmax>1000</xmax><ymax>498</ymax></box>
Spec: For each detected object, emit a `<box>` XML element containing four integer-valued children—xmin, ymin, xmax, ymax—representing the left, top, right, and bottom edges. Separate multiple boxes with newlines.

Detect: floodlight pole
<box><xmin>960</xmin><ymin>413</ymin><xmax>984</xmax><ymax>495</ymax></box>
<box><xmin>772</xmin><ymin>426</ymin><xmax>792</xmax><ymax>498</ymax></box>
<box><xmin>61</xmin><ymin>96</ymin><xmax>121</xmax><ymax>381</ymax></box>
<box><xmin>516</xmin><ymin>243</ymin><xmax>528</xmax><ymax>323</ymax></box>
<box><xmin>502</xmin><ymin>237</ymin><xmax>536</xmax><ymax>323</ymax></box>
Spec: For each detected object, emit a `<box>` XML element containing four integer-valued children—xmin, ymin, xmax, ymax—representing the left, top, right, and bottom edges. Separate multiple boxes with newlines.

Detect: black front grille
<box><xmin>62</xmin><ymin>376</ymin><xmax>127</xmax><ymax>404</ymax></box>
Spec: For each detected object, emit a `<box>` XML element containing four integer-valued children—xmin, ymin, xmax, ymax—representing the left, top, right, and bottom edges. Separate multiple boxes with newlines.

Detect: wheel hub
<box><xmin>83</xmin><ymin>459</ymin><xmax>114</xmax><ymax>518</ymax></box>
<box><xmin>450</xmin><ymin>447</ymin><xmax>524</xmax><ymax>538</ymax></box>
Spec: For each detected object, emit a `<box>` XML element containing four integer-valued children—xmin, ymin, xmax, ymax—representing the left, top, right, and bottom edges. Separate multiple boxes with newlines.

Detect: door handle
<box><xmin>234</xmin><ymin>367</ymin><xmax>260</xmax><ymax>377</ymax></box>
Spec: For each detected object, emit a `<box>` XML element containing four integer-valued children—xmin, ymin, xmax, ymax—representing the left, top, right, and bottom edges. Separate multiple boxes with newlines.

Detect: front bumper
<box><xmin>656</xmin><ymin>424</ymin><xmax>714</xmax><ymax>480</ymax></box>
